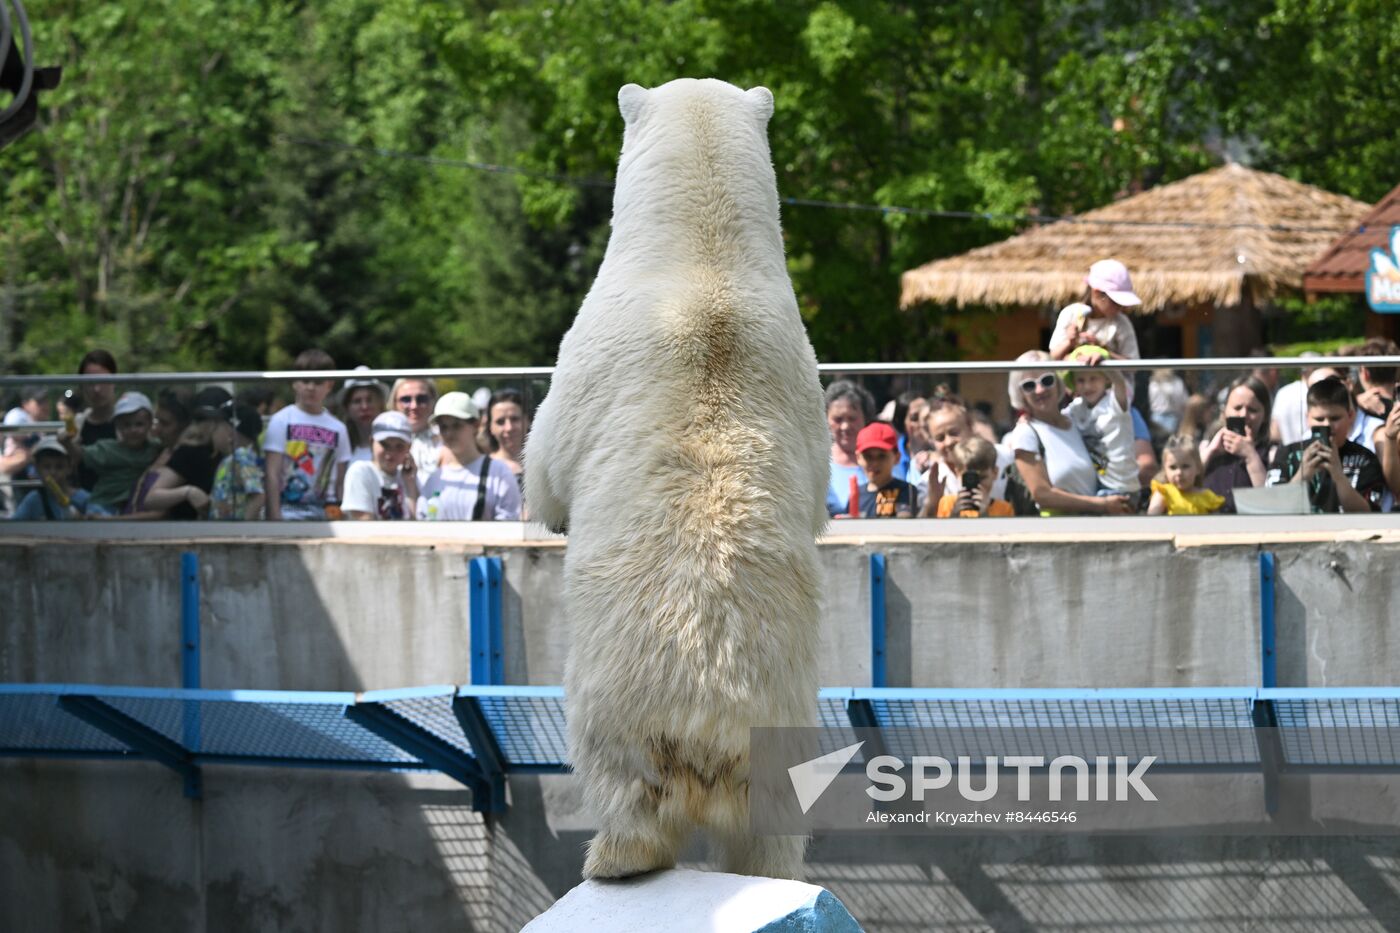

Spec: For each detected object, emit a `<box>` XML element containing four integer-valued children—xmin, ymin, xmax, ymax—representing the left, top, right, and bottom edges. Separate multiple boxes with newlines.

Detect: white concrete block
<box><xmin>522</xmin><ymin>868</ymin><xmax>862</xmax><ymax>932</ymax></box>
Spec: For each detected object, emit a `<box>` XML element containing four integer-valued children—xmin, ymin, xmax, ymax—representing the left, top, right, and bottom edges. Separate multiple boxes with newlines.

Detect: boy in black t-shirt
<box><xmin>1267</xmin><ymin>377</ymin><xmax>1384</xmax><ymax>513</ymax></box>
<box><xmin>852</xmin><ymin>422</ymin><xmax>918</xmax><ymax>518</ymax></box>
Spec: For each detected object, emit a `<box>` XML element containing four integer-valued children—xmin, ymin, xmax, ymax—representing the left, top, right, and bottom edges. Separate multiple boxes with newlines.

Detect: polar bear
<box><xmin>525</xmin><ymin>78</ymin><xmax>830</xmax><ymax>881</ymax></box>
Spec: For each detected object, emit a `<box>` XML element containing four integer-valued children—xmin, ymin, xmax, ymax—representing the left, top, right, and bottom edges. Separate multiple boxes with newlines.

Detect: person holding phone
<box><xmin>1266</xmin><ymin>377</ymin><xmax>1384</xmax><ymax>513</ymax></box>
<box><xmin>1199</xmin><ymin>376</ymin><xmax>1273</xmax><ymax>512</ymax></box>
<box><xmin>935</xmin><ymin>437</ymin><xmax>1014</xmax><ymax>517</ymax></box>
<box><xmin>1376</xmin><ymin>398</ymin><xmax>1400</xmax><ymax>510</ymax></box>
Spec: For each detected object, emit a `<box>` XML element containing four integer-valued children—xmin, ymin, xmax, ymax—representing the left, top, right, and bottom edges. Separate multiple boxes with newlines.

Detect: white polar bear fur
<box><xmin>525</xmin><ymin>78</ymin><xmax>830</xmax><ymax>881</ymax></box>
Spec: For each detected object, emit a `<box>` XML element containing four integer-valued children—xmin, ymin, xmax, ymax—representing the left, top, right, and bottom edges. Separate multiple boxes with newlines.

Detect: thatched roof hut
<box><xmin>900</xmin><ymin>164</ymin><xmax>1369</xmax><ymax>313</ymax></box>
<box><xmin>1304</xmin><ymin>180</ymin><xmax>1400</xmax><ymax>296</ymax></box>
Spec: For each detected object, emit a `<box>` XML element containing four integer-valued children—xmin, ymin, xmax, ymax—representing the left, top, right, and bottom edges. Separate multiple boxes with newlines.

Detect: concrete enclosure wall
<box><xmin>4</xmin><ymin>526</ymin><xmax>1400</xmax><ymax>931</ymax></box>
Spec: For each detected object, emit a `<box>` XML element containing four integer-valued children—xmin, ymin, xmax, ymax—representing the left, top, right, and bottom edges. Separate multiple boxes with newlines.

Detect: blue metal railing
<box><xmin>2</xmin><ymin>546</ymin><xmax>1345</xmax><ymax>818</ymax></box>
<box><xmin>7</xmin><ymin>683</ymin><xmax>1400</xmax><ymax>815</ymax></box>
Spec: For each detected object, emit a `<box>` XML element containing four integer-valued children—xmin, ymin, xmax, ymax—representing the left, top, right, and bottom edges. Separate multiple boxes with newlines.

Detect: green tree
<box><xmin>4</xmin><ymin>0</ymin><xmax>302</xmax><ymax>372</ymax></box>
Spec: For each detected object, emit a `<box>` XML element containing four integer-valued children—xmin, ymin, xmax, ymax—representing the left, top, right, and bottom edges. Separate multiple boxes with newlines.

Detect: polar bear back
<box><xmin>527</xmin><ymin>79</ymin><xmax>830</xmax><ymax>541</ymax></box>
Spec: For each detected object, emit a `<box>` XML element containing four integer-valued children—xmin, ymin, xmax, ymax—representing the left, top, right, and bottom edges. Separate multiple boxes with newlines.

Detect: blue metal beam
<box><xmin>1259</xmin><ymin>552</ymin><xmax>1277</xmax><ymax>689</ymax></box>
<box><xmin>870</xmin><ymin>553</ymin><xmax>887</xmax><ymax>688</ymax></box>
<box><xmin>452</xmin><ymin>695</ymin><xmax>510</xmax><ymax>812</ymax></box>
<box><xmin>470</xmin><ymin>556</ymin><xmax>504</xmax><ymax>685</ymax></box>
<box><xmin>1251</xmin><ymin>696</ymin><xmax>1283</xmax><ymax>816</ymax></box>
<box><xmin>181</xmin><ymin>552</ymin><xmax>201</xmax><ymax>689</ymax></box>
<box><xmin>58</xmin><ymin>694</ymin><xmax>202</xmax><ymax>799</ymax></box>
<box><xmin>181</xmin><ymin>552</ymin><xmax>202</xmax><ymax>763</ymax></box>
<box><xmin>344</xmin><ymin>702</ymin><xmax>489</xmax><ymax>807</ymax></box>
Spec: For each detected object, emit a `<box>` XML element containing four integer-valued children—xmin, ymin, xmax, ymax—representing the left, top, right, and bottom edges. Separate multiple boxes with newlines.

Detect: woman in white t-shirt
<box><xmin>343</xmin><ymin>411</ymin><xmax>419</xmax><ymax>520</ymax></box>
<box><xmin>1005</xmin><ymin>350</ymin><xmax>1132</xmax><ymax>516</ymax></box>
<box><xmin>416</xmin><ymin>392</ymin><xmax>522</xmax><ymax>521</ymax></box>
<box><xmin>485</xmin><ymin>389</ymin><xmax>528</xmax><ymax>493</ymax></box>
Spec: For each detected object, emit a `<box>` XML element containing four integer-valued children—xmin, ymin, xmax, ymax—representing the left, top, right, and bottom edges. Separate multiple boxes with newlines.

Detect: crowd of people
<box><xmin>0</xmin><ymin>350</ymin><xmax>530</xmax><ymax>522</ymax></box>
<box><xmin>4</xmin><ymin>259</ymin><xmax>1399</xmax><ymax>522</ymax></box>
<box><xmin>823</xmin><ymin>260</ymin><xmax>1400</xmax><ymax>519</ymax></box>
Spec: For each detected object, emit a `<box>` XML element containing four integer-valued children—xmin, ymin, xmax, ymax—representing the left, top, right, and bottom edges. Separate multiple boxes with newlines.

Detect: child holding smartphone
<box><xmin>935</xmin><ymin>437</ymin><xmax>1014</xmax><ymax>517</ymax></box>
<box><xmin>1267</xmin><ymin>377</ymin><xmax>1384</xmax><ymax>513</ymax></box>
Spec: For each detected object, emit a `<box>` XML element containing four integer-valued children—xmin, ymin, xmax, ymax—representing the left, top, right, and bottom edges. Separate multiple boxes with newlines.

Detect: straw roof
<box><xmin>1304</xmin><ymin>181</ymin><xmax>1400</xmax><ymax>294</ymax></box>
<box><xmin>900</xmin><ymin>163</ymin><xmax>1370</xmax><ymax>313</ymax></box>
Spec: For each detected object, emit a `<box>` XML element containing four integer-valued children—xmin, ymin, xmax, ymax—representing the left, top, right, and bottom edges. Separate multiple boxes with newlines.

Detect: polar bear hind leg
<box><xmin>580</xmin><ymin>768</ymin><xmax>689</xmax><ymax>880</ymax></box>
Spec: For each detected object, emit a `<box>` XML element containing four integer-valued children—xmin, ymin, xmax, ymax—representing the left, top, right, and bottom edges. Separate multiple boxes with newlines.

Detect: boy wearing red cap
<box><xmin>849</xmin><ymin>422</ymin><xmax>918</xmax><ymax>518</ymax></box>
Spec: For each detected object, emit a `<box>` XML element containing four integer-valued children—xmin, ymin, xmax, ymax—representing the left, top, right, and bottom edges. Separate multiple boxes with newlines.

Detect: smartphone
<box><xmin>961</xmin><ymin>470</ymin><xmax>981</xmax><ymax>491</ymax></box>
<box><xmin>1381</xmin><ymin>397</ymin><xmax>1395</xmax><ymax>421</ymax></box>
<box><xmin>1225</xmin><ymin>416</ymin><xmax>1247</xmax><ymax>435</ymax></box>
<box><xmin>1310</xmin><ymin>425</ymin><xmax>1331</xmax><ymax>447</ymax></box>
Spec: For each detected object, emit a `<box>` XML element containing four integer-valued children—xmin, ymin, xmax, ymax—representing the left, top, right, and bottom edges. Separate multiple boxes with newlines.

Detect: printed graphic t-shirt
<box><xmin>1266</xmin><ymin>439</ymin><xmax>1385</xmax><ymax>513</ymax></box>
<box><xmin>342</xmin><ymin>460</ymin><xmax>411</xmax><ymax>520</ymax></box>
<box><xmin>855</xmin><ymin>477</ymin><xmax>918</xmax><ymax>518</ymax></box>
<box><xmin>264</xmin><ymin>406</ymin><xmax>352</xmax><ymax>516</ymax></box>
<box><xmin>211</xmin><ymin>446</ymin><xmax>266</xmax><ymax>520</ymax></box>
<box><xmin>1065</xmin><ymin>392</ymin><xmax>1140</xmax><ymax>493</ymax></box>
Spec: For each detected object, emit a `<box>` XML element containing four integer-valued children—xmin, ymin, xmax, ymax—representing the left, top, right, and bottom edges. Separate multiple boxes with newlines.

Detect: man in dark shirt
<box><xmin>1267</xmin><ymin>377</ymin><xmax>1384</xmax><ymax>513</ymax></box>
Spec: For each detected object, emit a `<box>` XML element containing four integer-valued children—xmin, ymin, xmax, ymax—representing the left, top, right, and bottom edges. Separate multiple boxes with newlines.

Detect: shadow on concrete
<box><xmin>0</xmin><ymin>538</ymin><xmax>489</xmax><ymax>933</ymax></box>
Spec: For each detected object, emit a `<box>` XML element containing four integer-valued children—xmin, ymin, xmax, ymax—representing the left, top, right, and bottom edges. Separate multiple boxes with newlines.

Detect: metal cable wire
<box><xmin>277</xmin><ymin>134</ymin><xmax>1371</xmax><ymax>235</ymax></box>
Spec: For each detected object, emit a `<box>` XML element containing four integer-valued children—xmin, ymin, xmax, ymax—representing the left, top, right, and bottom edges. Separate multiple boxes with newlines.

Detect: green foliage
<box><xmin>3</xmin><ymin>0</ymin><xmax>1398</xmax><ymax>374</ymax></box>
<box><xmin>1269</xmin><ymin>294</ymin><xmax>1370</xmax><ymax>346</ymax></box>
<box><xmin>1272</xmin><ymin>336</ymin><xmax>1367</xmax><ymax>359</ymax></box>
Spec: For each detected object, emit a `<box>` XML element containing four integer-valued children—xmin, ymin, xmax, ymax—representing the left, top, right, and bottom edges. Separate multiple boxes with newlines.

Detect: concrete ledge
<box><xmin>4</xmin><ymin>514</ymin><xmax>1399</xmax><ymax>547</ymax></box>
<box><xmin>522</xmin><ymin>869</ymin><xmax>863</xmax><ymax>933</ymax></box>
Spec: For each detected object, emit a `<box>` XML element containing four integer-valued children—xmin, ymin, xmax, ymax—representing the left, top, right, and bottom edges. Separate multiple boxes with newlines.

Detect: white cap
<box><xmin>112</xmin><ymin>391</ymin><xmax>154</xmax><ymax>418</ymax></box>
<box><xmin>432</xmin><ymin>391</ymin><xmax>481</xmax><ymax>423</ymax></box>
<box><xmin>340</xmin><ymin>365</ymin><xmax>388</xmax><ymax>407</ymax></box>
<box><xmin>1085</xmin><ymin>258</ymin><xmax>1142</xmax><ymax>307</ymax></box>
<box><xmin>32</xmin><ymin>436</ymin><xmax>68</xmax><ymax>458</ymax></box>
<box><xmin>371</xmin><ymin>411</ymin><xmax>413</xmax><ymax>443</ymax></box>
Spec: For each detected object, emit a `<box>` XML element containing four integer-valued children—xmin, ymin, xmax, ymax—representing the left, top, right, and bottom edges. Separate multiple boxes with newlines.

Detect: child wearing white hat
<box><xmin>10</xmin><ymin>437</ymin><xmax>106</xmax><ymax>519</ymax></box>
<box><xmin>1048</xmin><ymin>258</ymin><xmax>1143</xmax><ymax>362</ymax></box>
<box><xmin>342</xmin><ymin>411</ymin><xmax>420</xmax><ymax>520</ymax></box>
<box><xmin>66</xmin><ymin>391</ymin><xmax>163</xmax><ymax>512</ymax></box>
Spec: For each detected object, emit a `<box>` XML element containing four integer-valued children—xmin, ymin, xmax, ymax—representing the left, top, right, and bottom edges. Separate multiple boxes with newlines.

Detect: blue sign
<box><xmin>1366</xmin><ymin>225</ymin><xmax>1400</xmax><ymax>313</ymax></box>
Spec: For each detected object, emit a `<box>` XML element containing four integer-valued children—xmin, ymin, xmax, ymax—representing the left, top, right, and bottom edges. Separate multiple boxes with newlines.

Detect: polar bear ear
<box><xmin>618</xmin><ymin>83</ymin><xmax>649</xmax><ymax>125</ymax></box>
<box><xmin>745</xmin><ymin>86</ymin><xmax>774</xmax><ymax>123</ymax></box>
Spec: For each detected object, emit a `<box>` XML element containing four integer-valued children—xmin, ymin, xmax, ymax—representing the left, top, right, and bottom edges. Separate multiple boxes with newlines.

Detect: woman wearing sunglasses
<box><xmin>1005</xmin><ymin>350</ymin><xmax>1133</xmax><ymax>516</ymax></box>
<box><xmin>389</xmin><ymin>378</ymin><xmax>443</xmax><ymax>479</ymax></box>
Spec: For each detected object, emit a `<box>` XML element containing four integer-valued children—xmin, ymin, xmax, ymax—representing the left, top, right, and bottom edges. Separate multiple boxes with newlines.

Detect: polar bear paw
<box><xmin>582</xmin><ymin>829</ymin><xmax>679</xmax><ymax>880</ymax></box>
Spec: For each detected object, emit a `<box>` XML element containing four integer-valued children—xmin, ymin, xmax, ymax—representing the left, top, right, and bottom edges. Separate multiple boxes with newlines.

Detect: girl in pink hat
<box><xmin>1048</xmin><ymin>259</ymin><xmax>1142</xmax><ymax>363</ymax></box>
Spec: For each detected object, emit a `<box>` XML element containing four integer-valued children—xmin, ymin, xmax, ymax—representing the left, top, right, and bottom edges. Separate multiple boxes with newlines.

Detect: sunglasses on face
<box><xmin>397</xmin><ymin>394</ymin><xmax>431</xmax><ymax>406</ymax></box>
<box><xmin>1019</xmin><ymin>373</ymin><xmax>1058</xmax><ymax>395</ymax></box>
